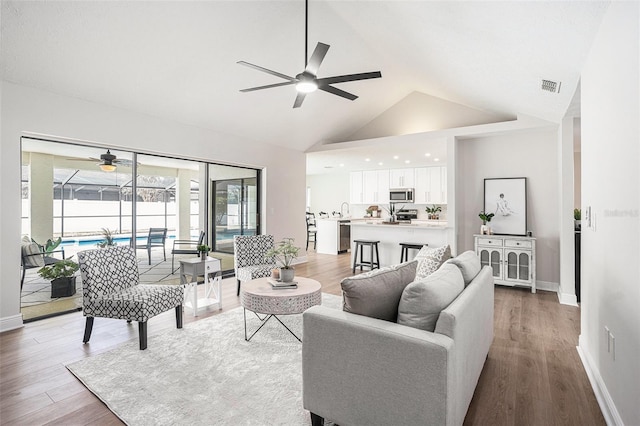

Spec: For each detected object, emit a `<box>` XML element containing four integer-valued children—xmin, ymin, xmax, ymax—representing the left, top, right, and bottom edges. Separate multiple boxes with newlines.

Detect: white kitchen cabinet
<box><xmin>414</xmin><ymin>166</ymin><xmax>447</xmax><ymax>204</ymax></box>
<box><xmin>350</xmin><ymin>171</ymin><xmax>364</xmax><ymax>204</ymax></box>
<box><xmin>389</xmin><ymin>168</ymin><xmax>415</xmax><ymax>188</ymax></box>
<box><xmin>474</xmin><ymin>234</ymin><xmax>536</xmax><ymax>293</ymax></box>
<box><xmin>362</xmin><ymin>170</ymin><xmax>389</xmax><ymax>204</ymax></box>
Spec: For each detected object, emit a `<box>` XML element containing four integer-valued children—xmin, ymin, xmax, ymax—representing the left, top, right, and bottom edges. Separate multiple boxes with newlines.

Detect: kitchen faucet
<box><xmin>340</xmin><ymin>202</ymin><xmax>350</xmax><ymax>217</ymax></box>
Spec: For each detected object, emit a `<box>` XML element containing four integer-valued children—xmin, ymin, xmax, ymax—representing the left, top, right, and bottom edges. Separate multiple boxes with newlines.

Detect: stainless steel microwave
<box><xmin>389</xmin><ymin>188</ymin><xmax>414</xmax><ymax>203</ymax></box>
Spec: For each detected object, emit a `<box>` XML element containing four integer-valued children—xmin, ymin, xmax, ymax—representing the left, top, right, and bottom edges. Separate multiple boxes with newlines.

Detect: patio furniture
<box><xmin>233</xmin><ymin>234</ymin><xmax>277</xmax><ymax>296</ymax></box>
<box><xmin>136</xmin><ymin>227</ymin><xmax>167</xmax><ymax>265</ymax></box>
<box><xmin>20</xmin><ymin>241</ymin><xmax>65</xmax><ymax>290</ymax></box>
<box><xmin>171</xmin><ymin>231</ymin><xmax>206</xmax><ymax>273</ymax></box>
<box><xmin>78</xmin><ymin>245</ymin><xmax>184</xmax><ymax>350</ymax></box>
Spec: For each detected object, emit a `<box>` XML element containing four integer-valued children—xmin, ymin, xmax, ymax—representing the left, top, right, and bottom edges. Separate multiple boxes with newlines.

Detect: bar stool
<box><xmin>352</xmin><ymin>240</ymin><xmax>380</xmax><ymax>273</ymax></box>
<box><xmin>399</xmin><ymin>243</ymin><xmax>428</xmax><ymax>263</ymax></box>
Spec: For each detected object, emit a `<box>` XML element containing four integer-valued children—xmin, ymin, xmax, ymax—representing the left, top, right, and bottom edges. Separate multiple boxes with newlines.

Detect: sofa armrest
<box><xmin>302</xmin><ymin>306</ymin><xmax>454</xmax><ymax>426</ymax></box>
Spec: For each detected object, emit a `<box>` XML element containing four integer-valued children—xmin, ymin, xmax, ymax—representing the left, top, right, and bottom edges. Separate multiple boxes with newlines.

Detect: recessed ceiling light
<box><xmin>365</xmin><ymin>158</ymin><xmax>370</xmax><ymax>162</ymax></box>
<box><xmin>339</xmin><ymin>163</ymin><xmax>345</xmax><ymax>167</ymax></box>
<box><xmin>393</xmin><ymin>155</ymin><xmax>399</xmax><ymax>160</ymax></box>
<box><xmin>434</xmin><ymin>158</ymin><xmax>440</xmax><ymax>162</ymax></box>
<box><xmin>425</xmin><ymin>153</ymin><xmax>431</xmax><ymax>157</ymax></box>
<box><xmin>405</xmin><ymin>160</ymin><xmax>410</xmax><ymax>164</ymax></box>
<box><xmin>378</xmin><ymin>162</ymin><xmax>383</xmax><ymax>166</ymax></box>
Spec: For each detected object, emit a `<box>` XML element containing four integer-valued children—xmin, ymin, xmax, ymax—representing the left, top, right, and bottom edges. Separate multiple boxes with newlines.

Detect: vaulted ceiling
<box><xmin>1</xmin><ymin>1</ymin><xmax>607</xmax><ymax>152</ymax></box>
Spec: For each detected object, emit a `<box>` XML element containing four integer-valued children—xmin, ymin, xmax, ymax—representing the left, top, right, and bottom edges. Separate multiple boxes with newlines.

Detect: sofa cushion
<box><xmin>341</xmin><ymin>260</ymin><xmax>417</xmax><ymax>322</ymax></box>
<box><xmin>415</xmin><ymin>245</ymin><xmax>452</xmax><ymax>279</ymax></box>
<box><xmin>446</xmin><ymin>250</ymin><xmax>482</xmax><ymax>286</ymax></box>
<box><xmin>397</xmin><ymin>263</ymin><xmax>464</xmax><ymax>332</ymax></box>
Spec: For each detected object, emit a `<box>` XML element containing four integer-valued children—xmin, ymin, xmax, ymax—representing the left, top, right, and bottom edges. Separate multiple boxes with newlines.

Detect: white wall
<box><xmin>456</xmin><ymin>128</ymin><xmax>560</xmax><ymax>286</ymax></box>
<box><xmin>1</xmin><ymin>82</ymin><xmax>307</xmax><ymax>331</ymax></box>
<box><xmin>579</xmin><ymin>2</ymin><xmax>640</xmax><ymax>425</ymax></box>
<box><xmin>306</xmin><ymin>172</ymin><xmax>350</xmax><ymax>216</ymax></box>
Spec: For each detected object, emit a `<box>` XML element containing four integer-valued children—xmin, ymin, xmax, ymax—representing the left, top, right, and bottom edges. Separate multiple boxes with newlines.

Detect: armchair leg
<box><xmin>172</xmin><ymin>255</ymin><xmax>175</xmax><ymax>274</ymax></box>
<box><xmin>176</xmin><ymin>305</ymin><xmax>183</xmax><ymax>329</ymax></box>
<box><xmin>139</xmin><ymin>321</ymin><xmax>148</xmax><ymax>350</ymax></box>
<box><xmin>310</xmin><ymin>412</ymin><xmax>324</xmax><ymax>426</ymax></box>
<box><xmin>237</xmin><ymin>279</ymin><xmax>242</xmax><ymax>296</ymax></box>
<box><xmin>83</xmin><ymin>317</ymin><xmax>94</xmax><ymax>343</ymax></box>
<box><xmin>148</xmin><ymin>248</ymin><xmax>151</xmax><ymax>265</ymax></box>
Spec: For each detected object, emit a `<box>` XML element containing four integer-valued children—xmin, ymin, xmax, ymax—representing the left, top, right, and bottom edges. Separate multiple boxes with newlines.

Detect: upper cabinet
<box><xmin>415</xmin><ymin>167</ymin><xmax>447</xmax><ymax>204</ymax></box>
<box><xmin>389</xmin><ymin>168</ymin><xmax>415</xmax><ymax>188</ymax></box>
<box><xmin>363</xmin><ymin>170</ymin><xmax>390</xmax><ymax>204</ymax></box>
<box><xmin>350</xmin><ymin>171</ymin><xmax>364</xmax><ymax>204</ymax></box>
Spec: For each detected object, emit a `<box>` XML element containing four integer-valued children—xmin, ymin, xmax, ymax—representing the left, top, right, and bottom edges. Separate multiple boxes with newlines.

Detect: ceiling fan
<box><xmin>237</xmin><ymin>0</ymin><xmax>382</xmax><ymax>108</ymax></box>
<box><xmin>68</xmin><ymin>149</ymin><xmax>132</xmax><ymax>172</ymax></box>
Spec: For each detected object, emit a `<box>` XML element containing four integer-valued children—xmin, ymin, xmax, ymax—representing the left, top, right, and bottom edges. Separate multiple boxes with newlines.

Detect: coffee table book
<box><xmin>267</xmin><ymin>277</ymin><xmax>298</xmax><ymax>289</ymax></box>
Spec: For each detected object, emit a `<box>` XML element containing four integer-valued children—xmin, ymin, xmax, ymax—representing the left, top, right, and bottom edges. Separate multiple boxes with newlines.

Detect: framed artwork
<box><xmin>484</xmin><ymin>177</ymin><xmax>527</xmax><ymax>236</ymax></box>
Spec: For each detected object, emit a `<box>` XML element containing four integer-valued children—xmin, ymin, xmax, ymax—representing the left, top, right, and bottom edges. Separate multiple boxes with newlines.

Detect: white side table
<box><xmin>179</xmin><ymin>256</ymin><xmax>222</xmax><ymax>316</ymax></box>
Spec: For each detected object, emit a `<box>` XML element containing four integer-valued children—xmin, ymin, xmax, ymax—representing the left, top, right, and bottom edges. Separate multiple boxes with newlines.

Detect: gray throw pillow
<box><xmin>446</xmin><ymin>250</ymin><xmax>482</xmax><ymax>286</ymax></box>
<box><xmin>22</xmin><ymin>242</ymin><xmax>45</xmax><ymax>267</ymax></box>
<box><xmin>341</xmin><ymin>260</ymin><xmax>417</xmax><ymax>322</ymax></box>
<box><xmin>397</xmin><ymin>263</ymin><xmax>464</xmax><ymax>332</ymax></box>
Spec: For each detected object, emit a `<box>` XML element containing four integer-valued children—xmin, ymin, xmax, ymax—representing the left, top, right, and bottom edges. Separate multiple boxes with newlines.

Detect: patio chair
<box><xmin>233</xmin><ymin>234</ymin><xmax>276</xmax><ymax>296</ymax></box>
<box><xmin>135</xmin><ymin>227</ymin><xmax>167</xmax><ymax>265</ymax></box>
<box><xmin>78</xmin><ymin>245</ymin><xmax>184</xmax><ymax>350</ymax></box>
<box><xmin>171</xmin><ymin>230</ymin><xmax>206</xmax><ymax>273</ymax></box>
<box><xmin>20</xmin><ymin>241</ymin><xmax>65</xmax><ymax>290</ymax></box>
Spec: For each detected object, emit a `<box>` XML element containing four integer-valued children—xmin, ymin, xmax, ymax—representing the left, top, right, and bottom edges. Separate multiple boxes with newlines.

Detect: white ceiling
<box><xmin>2</xmin><ymin>1</ymin><xmax>606</xmax><ymax>155</ymax></box>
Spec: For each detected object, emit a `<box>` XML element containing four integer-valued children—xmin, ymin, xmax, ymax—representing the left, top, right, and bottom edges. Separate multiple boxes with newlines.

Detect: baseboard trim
<box><xmin>536</xmin><ymin>280</ymin><xmax>558</xmax><ymax>293</ymax></box>
<box><xmin>577</xmin><ymin>336</ymin><xmax>623</xmax><ymax>426</ymax></box>
<box><xmin>558</xmin><ymin>291</ymin><xmax>578</xmax><ymax>307</ymax></box>
<box><xmin>0</xmin><ymin>314</ymin><xmax>24</xmax><ymax>333</ymax></box>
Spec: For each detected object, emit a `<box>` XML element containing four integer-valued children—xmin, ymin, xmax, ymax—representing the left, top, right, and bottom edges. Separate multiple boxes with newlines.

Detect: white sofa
<box><xmin>302</xmin><ymin>252</ymin><xmax>494</xmax><ymax>426</ymax></box>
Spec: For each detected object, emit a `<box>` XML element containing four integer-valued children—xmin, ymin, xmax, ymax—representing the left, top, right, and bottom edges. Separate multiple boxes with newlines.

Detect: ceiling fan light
<box><xmin>99</xmin><ymin>163</ymin><xmax>117</xmax><ymax>172</ymax></box>
<box><xmin>296</xmin><ymin>80</ymin><xmax>318</xmax><ymax>93</ymax></box>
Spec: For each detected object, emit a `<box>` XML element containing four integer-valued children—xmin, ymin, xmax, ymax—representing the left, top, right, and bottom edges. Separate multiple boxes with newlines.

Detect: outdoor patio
<box><xmin>21</xmin><ymin>244</ymin><xmax>234</xmax><ymax>321</ymax></box>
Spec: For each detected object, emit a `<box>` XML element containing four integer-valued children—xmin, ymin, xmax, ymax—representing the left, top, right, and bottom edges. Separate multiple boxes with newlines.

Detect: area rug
<box><xmin>66</xmin><ymin>293</ymin><xmax>342</xmax><ymax>425</ymax></box>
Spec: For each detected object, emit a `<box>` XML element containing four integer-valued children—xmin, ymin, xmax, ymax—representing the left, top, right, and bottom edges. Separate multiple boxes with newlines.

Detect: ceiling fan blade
<box><xmin>293</xmin><ymin>92</ymin><xmax>307</xmax><ymax>108</ymax></box>
<box><xmin>240</xmin><ymin>81</ymin><xmax>297</xmax><ymax>93</ymax></box>
<box><xmin>305</xmin><ymin>42</ymin><xmax>330</xmax><ymax>76</ymax></box>
<box><xmin>318</xmin><ymin>84</ymin><xmax>358</xmax><ymax>101</ymax></box>
<box><xmin>237</xmin><ymin>61</ymin><xmax>295</xmax><ymax>82</ymax></box>
<box><xmin>317</xmin><ymin>71</ymin><xmax>382</xmax><ymax>86</ymax></box>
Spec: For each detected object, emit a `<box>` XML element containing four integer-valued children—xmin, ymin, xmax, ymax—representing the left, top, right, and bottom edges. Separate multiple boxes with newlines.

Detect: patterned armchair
<box><xmin>233</xmin><ymin>234</ymin><xmax>276</xmax><ymax>296</ymax></box>
<box><xmin>78</xmin><ymin>246</ymin><xmax>184</xmax><ymax>350</ymax></box>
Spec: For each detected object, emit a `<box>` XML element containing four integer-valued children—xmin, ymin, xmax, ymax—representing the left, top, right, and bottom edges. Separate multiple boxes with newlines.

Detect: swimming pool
<box><xmin>61</xmin><ymin>235</ymin><xmax>176</xmax><ymax>247</ymax></box>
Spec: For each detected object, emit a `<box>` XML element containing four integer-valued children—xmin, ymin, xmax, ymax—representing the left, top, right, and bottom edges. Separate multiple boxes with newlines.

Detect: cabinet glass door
<box><xmin>505</xmin><ymin>249</ymin><xmax>531</xmax><ymax>283</ymax></box>
<box><xmin>480</xmin><ymin>248</ymin><xmax>502</xmax><ymax>278</ymax></box>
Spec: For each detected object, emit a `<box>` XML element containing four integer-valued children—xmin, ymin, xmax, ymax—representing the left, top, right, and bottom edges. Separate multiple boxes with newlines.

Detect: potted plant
<box><xmin>478</xmin><ymin>211</ymin><xmax>495</xmax><ymax>235</ymax></box>
<box><xmin>197</xmin><ymin>244</ymin><xmax>210</xmax><ymax>260</ymax></box>
<box><xmin>574</xmin><ymin>208</ymin><xmax>581</xmax><ymax>230</ymax></box>
<box><xmin>382</xmin><ymin>204</ymin><xmax>404</xmax><ymax>223</ymax></box>
<box><xmin>426</xmin><ymin>205</ymin><xmax>442</xmax><ymax>220</ymax></box>
<box><xmin>38</xmin><ymin>258</ymin><xmax>79</xmax><ymax>298</ymax></box>
<box><xmin>265</xmin><ymin>238</ymin><xmax>300</xmax><ymax>282</ymax></box>
<box><xmin>97</xmin><ymin>228</ymin><xmax>116</xmax><ymax>248</ymax></box>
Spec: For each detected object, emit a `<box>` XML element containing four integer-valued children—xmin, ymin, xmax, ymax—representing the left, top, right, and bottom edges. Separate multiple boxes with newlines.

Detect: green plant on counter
<box><xmin>574</xmin><ymin>208</ymin><xmax>581</xmax><ymax>220</ymax></box>
<box><xmin>265</xmin><ymin>238</ymin><xmax>300</xmax><ymax>269</ymax></box>
<box><xmin>38</xmin><ymin>258</ymin><xmax>79</xmax><ymax>280</ymax></box>
<box><xmin>197</xmin><ymin>244</ymin><xmax>210</xmax><ymax>253</ymax></box>
<box><xmin>478</xmin><ymin>211</ymin><xmax>495</xmax><ymax>224</ymax></box>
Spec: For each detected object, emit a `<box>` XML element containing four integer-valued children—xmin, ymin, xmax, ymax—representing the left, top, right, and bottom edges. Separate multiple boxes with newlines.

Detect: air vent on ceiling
<box><xmin>541</xmin><ymin>79</ymin><xmax>561</xmax><ymax>94</ymax></box>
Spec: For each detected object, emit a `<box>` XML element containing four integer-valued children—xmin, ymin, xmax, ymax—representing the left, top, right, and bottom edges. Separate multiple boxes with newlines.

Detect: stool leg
<box><xmin>369</xmin><ymin>244</ymin><xmax>374</xmax><ymax>270</ymax></box>
<box><xmin>352</xmin><ymin>243</ymin><xmax>358</xmax><ymax>273</ymax></box>
<box><xmin>374</xmin><ymin>243</ymin><xmax>380</xmax><ymax>269</ymax></box>
<box><xmin>400</xmin><ymin>247</ymin><xmax>405</xmax><ymax>263</ymax></box>
<box><xmin>359</xmin><ymin>244</ymin><xmax>364</xmax><ymax>272</ymax></box>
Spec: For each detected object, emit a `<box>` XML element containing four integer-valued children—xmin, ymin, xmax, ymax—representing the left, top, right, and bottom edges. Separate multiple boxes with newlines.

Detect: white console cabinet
<box><xmin>474</xmin><ymin>234</ymin><xmax>536</xmax><ymax>293</ymax></box>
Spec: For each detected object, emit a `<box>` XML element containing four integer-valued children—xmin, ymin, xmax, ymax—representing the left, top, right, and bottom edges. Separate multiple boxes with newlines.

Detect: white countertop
<box><xmin>350</xmin><ymin>221</ymin><xmax>448</xmax><ymax>229</ymax></box>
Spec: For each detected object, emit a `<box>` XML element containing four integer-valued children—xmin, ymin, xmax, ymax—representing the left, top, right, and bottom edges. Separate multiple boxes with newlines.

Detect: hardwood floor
<box><xmin>0</xmin><ymin>250</ymin><xmax>604</xmax><ymax>425</ymax></box>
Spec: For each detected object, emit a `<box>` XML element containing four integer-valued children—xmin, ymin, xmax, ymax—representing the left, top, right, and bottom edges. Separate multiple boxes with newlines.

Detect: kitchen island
<box><xmin>350</xmin><ymin>221</ymin><xmax>449</xmax><ymax>268</ymax></box>
<box><xmin>316</xmin><ymin>218</ymin><xmax>351</xmax><ymax>255</ymax></box>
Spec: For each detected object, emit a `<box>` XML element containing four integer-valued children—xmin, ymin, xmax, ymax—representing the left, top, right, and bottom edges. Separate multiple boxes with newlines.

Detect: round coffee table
<box><xmin>240</xmin><ymin>276</ymin><xmax>322</xmax><ymax>342</ymax></box>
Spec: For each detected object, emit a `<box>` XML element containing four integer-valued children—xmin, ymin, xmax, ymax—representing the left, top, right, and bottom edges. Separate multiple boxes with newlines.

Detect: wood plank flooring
<box><xmin>0</xmin><ymin>251</ymin><xmax>604</xmax><ymax>425</ymax></box>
